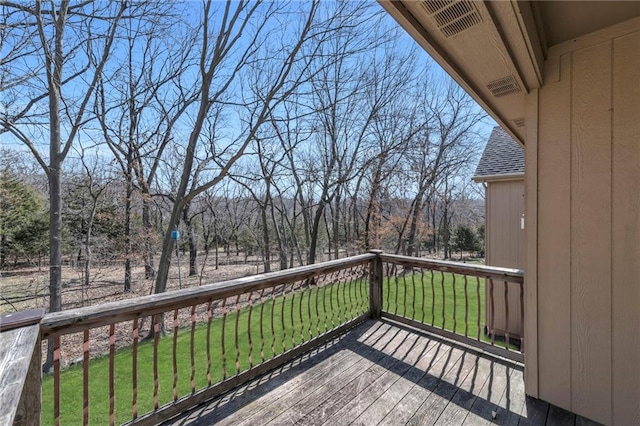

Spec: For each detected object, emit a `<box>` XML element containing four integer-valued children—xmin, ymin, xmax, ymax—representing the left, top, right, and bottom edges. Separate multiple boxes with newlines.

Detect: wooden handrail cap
<box><xmin>0</xmin><ymin>308</ymin><xmax>46</xmax><ymax>332</ymax></box>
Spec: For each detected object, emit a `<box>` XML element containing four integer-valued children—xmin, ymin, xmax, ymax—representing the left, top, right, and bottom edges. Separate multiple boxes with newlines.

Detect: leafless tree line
<box><xmin>1</xmin><ymin>0</ymin><xmax>486</xmax><ymax>367</ymax></box>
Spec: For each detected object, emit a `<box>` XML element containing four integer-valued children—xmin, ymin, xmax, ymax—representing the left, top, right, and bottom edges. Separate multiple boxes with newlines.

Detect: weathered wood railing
<box><xmin>374</xmin><ymin>253</ymin><xmax>525</xmax><ymax>362</ymax></box>
<box><xmin>1</xmin><ymin>251</ymin><xmax>524</xmax><ymax>425</ymax></box>
<box><xmin>39</xmin><ymin>254</ymin><xmax>373</xmax><ymax>425</ymax></box>
<box><xmin>0</xmin><ymin>308</ymin><xmax>45</xmax><ymax>426</ymax></box>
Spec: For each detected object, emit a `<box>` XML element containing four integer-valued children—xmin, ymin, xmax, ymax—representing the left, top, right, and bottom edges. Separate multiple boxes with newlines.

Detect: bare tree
<box><xmin>1</xmin><ymin>0</ymin><xmax>128</xmax><ymax>370</ymax></box>
<box><xmin>94</xmin><ymin>3</ymin><xmax>197</xmax><ymax>286</ymax></box>
<box><xmin>151</xmin><ymin>0</ymin><xmax>338</xmax><ymax>294</ymax></box>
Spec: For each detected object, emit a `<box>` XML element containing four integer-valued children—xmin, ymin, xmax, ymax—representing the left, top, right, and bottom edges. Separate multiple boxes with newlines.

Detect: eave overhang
<box><xmin>379</xmin><ymin>1</ymin><xmax>640</xmax><ymax>147</ymax></box>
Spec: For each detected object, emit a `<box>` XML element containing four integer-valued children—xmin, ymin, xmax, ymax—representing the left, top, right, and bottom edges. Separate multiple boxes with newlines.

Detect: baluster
<box><xmin>315</xmin><ymin>277</ymin><xmax>321</xmax><ymax>336</ymax></box>
<box><xmin>307</xmin><ymin>278</ymin><xmax>313</xmax><ymax>340</ymax></box>
<box><xmin>270</xmin><ymin>285</ymin><xmax>277</xmax><ymax>357</ymax></box>
<box><xmin>172</xmin><ymin>309</ymin><xmax>179</xmax><ymax>401</ymax></box>
<box><xmin>247</xmin><ymin>291</ymin><xmax>254</xmax><ymax>368</ymax></box>
<box><xmin>489</xmin><ymin>278</ymin><xmax>496</xmax><ymax>345</ymax></box>
<box><xmin>452</xmin><ymin>273</ymin><xmax>457</xmax><ymax>333</ymax></box>
<box><xmin>54</xmin><ymin>336</ymin><xmax>60</xmax><ymax>426</ymax></box>
<box><xmin>464</xmin><ymin>275</ymin><xmax>469</xmax><ymax>337</ymax></box>
<box><xmin>234</xmin><ymin>294</ymin><xmax>241</xmax><ymax>375</ymax></box>
<box><xmin>420</xmin><ymin>268</ymin><xmax>426</xmax><ymax>324</ymax></box>
<box><xmin>441</xmin><ymin>271</ymin><xmax>446</xmax><ymax>330</ymax></box>
<box><xmin>221</xmin><ymin>298</ymin><xmax>227</xmax><ymax>380</ymax></box>
<box><xmin>298</xmin><ymin>280</ymin><xmax>305</xmax><ymax>343</ymax></box>
<box><xmin>259</xmin><ymin>289</ymin><xmax>266</xmax><ymax>363</ymax></box>
<box><xmin>476</xmin><ymin>276</ymin><xmax>482</xmax><ymax>340</ymax></box>
<box><xmin>394</xmin><ymin>266</ymin><xmax>399</xmax><ymax>316</ymax></box>
<box><xmin>290</xmin><ymin>282</ymin><xmax>296</xmax><ymax>347</ymax></box>
<box><xmin>190</xmin><ymin>304</ymin><xmax>197</xmax><ymax>392</ymax></box>
<box><xmin>206</xmin><ymin>301</ymin><xmax>213</xmax><ymax>386</ymax></box>
<box><xmin>520</xmin><ymin>282</ymin><xmax>525</xmax><ymax>352</ymax></box>
<box><xmin>281</xmin><ymin>284</ymin><xmax>287</xmax><ymax>352</ymax></box>
<box><xmin>385</xmin><ymin>263</ymin><xmax>391</xmax><ymax>313</ymax></box>
<box><xmin>504</xmin><ymin>281</ymin><xmax>510</xmax><ymax>351</ymax></box>
<box><xmin>328</xmin><ymin>273</ymin><xmax>335</xmax><ymax>328</ymax></box>
<box><xmin>347</xmin><ymin>268</ymin><xmax>356</xmax><ymax>319</ymax></box>
<box><xmin>132</xmin><ymin>319</ymin><xmax>138</xmax><ymax>419</ymax></box>
<box><xmin>109</xmin><ymin>324</ymin><xmax>115</xmax><ymax>426</ymax></box>
<box><xmin>153</xmin><ymin>314</ymin><xmax>159</xmax><ymax>410</ymax></box>
<box><xmin>83</xmin><ymin>330</ymin><xmax>89</xmax><ymax>425</ymax></box>
<box><xmin>360</xmin><ymin>265</ymin><xmax>368</xmax><ymax>314</ymax></box>
<box><xmin>430</xmin><ymin>270</ymin><xmax>436</xmax><ymax>326</ymax></box>
<box><xmin>409</xmin><ymin>269</ymin><xmax>415</xmax><ymax>320</ymax></box>
<box><xmin>335</xmin><ymin>272</ymin><xmax>342</xmax><ymax>325</ymax></box>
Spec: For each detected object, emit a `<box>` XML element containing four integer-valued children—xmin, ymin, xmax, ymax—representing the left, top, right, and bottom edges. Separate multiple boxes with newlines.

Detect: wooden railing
<box><xmin>0</xmin><ymin>251</ymin><xmax>524</xmax><ymax>425</ymax></box>
<box><xmin>0</xmin><ymin>308</ymin><xmax>45</xmax><ymax>426</ymax></box>
<box><xmin>375</xmin><ymin>253</ymin><xmax>525</xmax><ymax>362</ymax></box>
<box><xmin>39</xmin><ymin>254</ymin><xmax>373</xmax><ymax>425</ymax></box>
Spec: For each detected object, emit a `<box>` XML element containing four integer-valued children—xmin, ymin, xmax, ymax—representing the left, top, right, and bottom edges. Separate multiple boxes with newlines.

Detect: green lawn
<box><xmin>382</xmin><ymin>270</ymin><xmax>488</xmax><ymax>340</ymax></box>
<box><xmin>42</xmin><ymin>279</ymin><xmax>368</xmax><ymax>425</ymax></box>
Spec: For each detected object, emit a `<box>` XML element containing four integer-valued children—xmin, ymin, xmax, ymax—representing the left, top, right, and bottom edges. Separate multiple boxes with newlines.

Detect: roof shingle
<box><xmin>473</xmin><ymin>126</ymin><xmax>524</xmax><ymax>179</ymax></box>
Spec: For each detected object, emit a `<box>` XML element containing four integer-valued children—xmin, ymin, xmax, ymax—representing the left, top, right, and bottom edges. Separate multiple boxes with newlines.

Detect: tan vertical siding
<box><xmin>536</xmin><ymin>53</ymin><xmax>572</xmax><ymax>410</ymax></box>
<box><xmin>485</xmin><ymin>179</ymin><xmax>525</xmax><ymax>338</ymax></box>
<box><xmin>532</xmin><ymin>25</ymin><xmax>640</xmax><ymax>425</ymax></box>
<box><xmin>486</xmin><ymin>180</ymin><xmax>525</xmax><ymax>269</ymax></box>
<box><xmin>524</xmin><ymin>89</ymin><xmax>539</xmax><ymax>397</ymax></box>
<box><xmin>611</xmin><ymin>31</ymin><xmax>640</xmax><ymax>426</ymax></box>
<box><xmin>570</xmin><ymin>41</ymin><xmax>613</xmax><ymax>423</ymax></box>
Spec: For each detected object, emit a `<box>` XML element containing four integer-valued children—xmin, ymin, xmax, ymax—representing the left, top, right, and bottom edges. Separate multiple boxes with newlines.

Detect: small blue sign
<box><xmin>171</xmin><ymin>229</ymin><xmax>180</xmax><ymax>240</ymax></box>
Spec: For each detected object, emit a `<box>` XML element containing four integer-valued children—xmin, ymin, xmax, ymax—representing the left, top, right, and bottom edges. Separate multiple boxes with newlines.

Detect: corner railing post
<box><xmin>369</xmin><ymin>250</ymin><xmax>383</xmax><ymax>318</ymax></box>
<box><xmin>0</xmin><ymin>308</ymin><xmax>45</xmax><ymax>426</ymax></box>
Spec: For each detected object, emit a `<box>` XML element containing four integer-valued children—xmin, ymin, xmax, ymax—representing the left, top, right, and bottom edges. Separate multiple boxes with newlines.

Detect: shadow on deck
<box><xmin>168</xmin><ymin>320</ymin><xmax>598</xmax><ymax>426</ymax></box>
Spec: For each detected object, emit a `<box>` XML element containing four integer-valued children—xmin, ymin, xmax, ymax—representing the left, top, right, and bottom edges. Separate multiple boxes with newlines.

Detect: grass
<box><xmin>382</xmin><ymin>270</ymin><xmax>487</xmax><ymax>339</ymax></box>
<box><xmin>41</xmin><ymin>269</ymin><xmax>507</xmax><ymax>425</ymax></box>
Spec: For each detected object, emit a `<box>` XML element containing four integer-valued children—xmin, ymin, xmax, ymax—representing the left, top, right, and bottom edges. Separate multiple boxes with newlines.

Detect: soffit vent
<box><xmin>513</xmin><ymin>118</ymin><xmax>525</xmax><ymax>128</ymax></box>
<box><xmin>486</xmin><ymin>75</ymin><xmax>521</xmax><ymax>98</ymax></box>
<box><xmin>420</xmin><ymin>0</ymin><xmax>483</xmax><ymax>38</ymax></box>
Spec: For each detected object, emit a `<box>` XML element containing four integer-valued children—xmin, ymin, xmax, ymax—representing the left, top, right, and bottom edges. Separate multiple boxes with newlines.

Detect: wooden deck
<box><xmin>168</xmin><ymin>320</ymin><xmax>599</xmax><ymax>426</ymax></box>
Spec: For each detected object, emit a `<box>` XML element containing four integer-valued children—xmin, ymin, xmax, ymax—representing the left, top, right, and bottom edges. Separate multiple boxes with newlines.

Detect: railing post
<box><xmin>0</xmin><ymin>308</ymin><xmax>45</xmax><ymax>426</ymax></box>
<box><xmin>369</xmin><ymin>250</ymin><xmax>383</xmax><ymax>318</ymax></box>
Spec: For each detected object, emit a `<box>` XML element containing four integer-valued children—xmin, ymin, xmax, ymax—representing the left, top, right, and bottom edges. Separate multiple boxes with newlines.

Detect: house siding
<box><xmin>485</xmin><ymin>179</ymin><xmax>525</xmax><ymax>338</ymax></box>
<box><xmin>527</xmin><ymin>25</ymin><xmax>640</xmax><ymax>425</ymax></box>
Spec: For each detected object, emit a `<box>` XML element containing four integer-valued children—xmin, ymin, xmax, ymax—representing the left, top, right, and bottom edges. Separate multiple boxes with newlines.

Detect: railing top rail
<box><xmin>379</xmin><ymin>253</ymin><xmax>524</xmax><ymax>283</ymax></box>
<box><xmin>40</xmin><ymin>253</ymin><xmax>375</xmax><ymax>339</ymax></box>
<box><xmin>0</xmin><ymin>308</ymin><xmax>45</xmax><ymax>332</ymax></box>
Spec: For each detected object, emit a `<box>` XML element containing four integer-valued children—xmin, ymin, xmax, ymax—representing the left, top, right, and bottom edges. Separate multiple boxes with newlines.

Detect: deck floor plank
<box><xmin>463</xmin><ymin>359</ymin><xmax>513</xmax><ymax>425</ymax></box>
<box><xmin>319</xmin><ymin>332</ymin><xmax>438</xmax><ymax>426</ymax></box>
<box><xmin>432</xmin><ymin>355</ymin><xmax>493</xmax><ymax>425</ymax></box>
<box><xmin>546</xmin><ymin>405</ymin><xmax>576</xmax><ymax>426</ymax></box>
<box><xmin>266</xmin><ymin>328</ymin><xmax>422</xmax><ymax>425</ymax></box>
<box><xmin>175</xmin><ymin>321</ymin><xmax>390</xmax><ymax>426</ymax></box>
<box><xmin>222</xmin><ymin>322</ymin><xmax>401</xmax><ymax>426</ymax></box>
<box><xmin>347</xmin><ymin>336</ymin><xmax>446</xmax><ymax>426</ymax></box>
<box><xmin>491</xmin><ymin>367</ymin><xmax>527</xmax><ymax>426</ymax></box>
<box><xmin>296</xmin><ymin>334</ymin><xmax>443</xmax><ymax>426</ymax></box>
<box><xmin>377</xmin><ymin>343</ymin><xmax>467</xmax><ymax>426</ymax></box>
<box><xmin>518</xmin><ymin>396</ymin><xmax>551</xmax><ymax>426</ymax></box>
<box><xmin>171</xmin><ymin>320</ymin><xmax>596</xmax><ymax>426</ymax></box>
<box><xmin>405</xmin><ymin>350</ymin><xmax>483</xmax><ymax>425</ymax></box>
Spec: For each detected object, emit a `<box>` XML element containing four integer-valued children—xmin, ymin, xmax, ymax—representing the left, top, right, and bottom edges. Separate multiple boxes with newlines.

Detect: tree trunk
<box><xmin>259</xmin><ymin>203</ymin><xmax>271</xmax><ymax>273</ymax></box>
<box><xmin>45</xmin><ymin>164</ymin><xmax>62</xmax><ymax>372</ymax></box>
<box><xmin>406</xmin><ymin>191</ymin><xmax>424</xmax><ymax>257</ymax></box>
<box><xmin>308</xmin><ymin>202</ymin><xmax>325</xmax><ymax>265</ymax></box>
<box><xmin>142</xmin><ymin>198</ymin><xmax>155</xmax><ymax>279</ymax></box>
<box><xmin>124</xmin><ymin>163</ymin><xmax>133</xmax><ymax>291</ymax></box>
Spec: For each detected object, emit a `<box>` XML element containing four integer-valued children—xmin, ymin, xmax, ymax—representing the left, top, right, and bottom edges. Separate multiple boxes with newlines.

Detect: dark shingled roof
<box><xmin>473</xmin><ymin>126</ymin><xmax>524</xmax><ymax>179</ymax></box>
